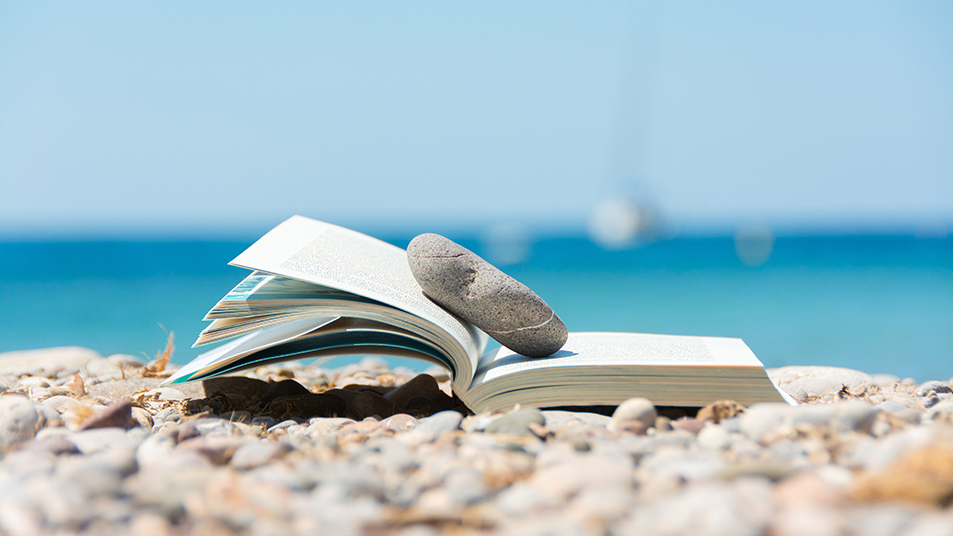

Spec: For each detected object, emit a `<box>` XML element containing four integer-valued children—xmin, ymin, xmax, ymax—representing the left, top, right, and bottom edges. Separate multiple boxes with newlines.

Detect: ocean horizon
<box><xmin>1</xmin><ymin>231</ymin><xmax>950</xmax><ymax>383</ymax></box>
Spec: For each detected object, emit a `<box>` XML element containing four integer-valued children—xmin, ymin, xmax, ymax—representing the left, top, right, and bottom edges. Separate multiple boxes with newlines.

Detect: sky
<box><xmin>1</xmin><ymin>1</ymin><xmax>951</xmax><ymax>239</ymax></box>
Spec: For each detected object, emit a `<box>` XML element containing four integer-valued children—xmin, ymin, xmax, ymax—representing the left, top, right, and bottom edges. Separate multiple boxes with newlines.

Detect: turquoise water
<box><xmin>1</xmin><ymin>234</ymin><xmax>950</xmax><ymax>382</ymax></box>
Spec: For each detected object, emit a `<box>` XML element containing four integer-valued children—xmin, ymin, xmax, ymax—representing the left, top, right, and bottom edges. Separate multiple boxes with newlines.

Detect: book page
<box><xmin>463</xmin><ymin>332</ymin><xmax>787</xmax><ymax>411</ymax></box>
<box><xmin>473</xmin><ymin>332</ymin><xmax>764</xmax><ymax>385</ymax></box>
<box><xmin>165</xmin><ymin>316</ymin><xmax>339</xmax><ymax>384</ymax></box>
<box><xmin>229</xmin><ymin>216</ymin><xmax>487</xmax><ymax>389</ymax></box>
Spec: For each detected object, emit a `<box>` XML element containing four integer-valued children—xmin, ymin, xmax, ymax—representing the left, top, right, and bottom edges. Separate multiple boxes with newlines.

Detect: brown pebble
<box><xmin>65</xmin><ymin>373</ymin><xmax>86</xmax><ymax>397</ymax></box>
<box><xmin>342</xmin><ymin>384</ymin><xmax>392</xmax><ymax>395</ymax></box>
<box><xmin>348</xmin><ymin>391</ymin><xmax>396</xmax><ymax>420</ymax></box>
<box><xmin>79</xmin><ymin>399</ymin><xmax>134</xmax><ymax>430</ymax></box>
<box><xmin>428</xmin><ymin>390</ymin><xmax>457</xmax><ymax>411</ymax></box>
<box><xmin>266</xmin><ymin>392</ymin><xmax>348</xmax><ymax>420</ymax></box>
<box><xmin>254</xmin><ymin>379</ymin><xmax>310</xmax><ymax>408</ymax></box>
<box><xmin>697</xmin><ymin>400</ymin><xmax>745</xmax><ymax>424</ymax></box>
<box><xmin>403</xmin><ymin>396</ymin><xmax>438</xmax><ymax>417</ymax></box>
<box><xmin>202</xmin><ymin>376</ymin><xmax>272</xmax><ymax>402</ymax></box>
<box><xmin>384</xmin><ymin>374</ymin><xmax>439</xmax><ymax>409</ymax></box>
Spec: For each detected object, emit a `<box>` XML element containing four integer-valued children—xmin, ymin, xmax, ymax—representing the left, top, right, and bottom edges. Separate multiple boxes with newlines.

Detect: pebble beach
<box><xmin>1</xmin><ymin>346</ymin><xmax>952</xmax><ymax>536</ymax></box>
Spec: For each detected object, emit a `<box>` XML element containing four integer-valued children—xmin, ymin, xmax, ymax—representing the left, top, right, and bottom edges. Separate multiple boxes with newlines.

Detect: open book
<box><xmin>166</xmin><ymin>216</ymin><xmax>791</xmax><ymax>412</ymax></box>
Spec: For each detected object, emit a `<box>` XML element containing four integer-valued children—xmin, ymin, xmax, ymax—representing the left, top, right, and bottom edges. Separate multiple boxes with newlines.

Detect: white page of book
<box><xmin>474</xmin><ymin>332</ymin><xmax>766</xmax><ymax>385</ymax></box>
<box><xmin>165</xmin><ymin>315</ymin><xmax>340</xmax><ymax>384</ymax></box>
<box><xmin>229</xmin><ymin>216</ymin><xmax>487</xmax><ymax>389</ymax></box>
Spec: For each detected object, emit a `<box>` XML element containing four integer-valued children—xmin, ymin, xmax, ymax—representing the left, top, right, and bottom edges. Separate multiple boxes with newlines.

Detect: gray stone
<box><xmin>407</xmin><ymin>233</ymin><xmax>567</xmax><ymax>357</ymax></box>
<box><xmin>0</xmin><ymin>395</ymin><xmax>41</xmax><ymax>453</ymax></box>
<box><xmin>414</xmin><ymin>410</ymin><xmax>463</xmax><ymax>435</ymax></box>
<box><xmin>485</xmin><ymin>408</ymin><xmax>545</xmax><ymax>435</ymax></box>
<box><xmin>916</xmin><ymin>380</ymin><xmax>953</xmax><ymax>397</ymax></box>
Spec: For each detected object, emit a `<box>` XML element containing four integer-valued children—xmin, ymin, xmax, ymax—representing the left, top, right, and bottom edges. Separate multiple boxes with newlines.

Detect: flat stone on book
<box><xmin>407</xmin><ymin>233</ymin><xmax>568</xmax><ymax>357</ymax></box>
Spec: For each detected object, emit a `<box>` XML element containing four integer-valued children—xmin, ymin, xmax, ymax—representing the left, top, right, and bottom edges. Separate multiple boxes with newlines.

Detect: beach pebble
<box><xmin>768</xmin><ymin>366</ymin><xmax>873</xmax><ymax>400</ymax></box>
<box><xmin>79</xmin><ymin>399</ymin><xmax>134</xmax><ymax>430</ymax></box>
<box><xmin>832</xmin><ymin>400</ymin><xmax>879</xmax><ymax>433</ymax></box>
<box><xmin>0</xmin><ymin>395</ymin><xmax>41</xmax><ymax>453</ymax></box>
<box><xmin>231</xmin><ymin>440</ymin><xmax>290</xmax><ymax>470</ymax></box>
<box><xmin>916</xmin><ymin>380</ymin><xmax>952</xmax><ymax>397</ymax></box>
<box><xmin>7</xmin><ymin>348</ymin><xmax>953</xmax><ymax>536</ymax></box>
<box><xmin>486</xmin><ymin>408</ymin><xmax>545</xmax><ymax>435</ymax></box>
<box><xmin>407</xmin><ymin>233</ymin><xmax>567</xmax><ymax>357</ymax></box>
<box><xmin>415</xmin><ymin>411</ymin><xmax>463</xmax><ymax>435</ymax></box>
<box><xmin>609</xmin><ymin>397</ymin><xmax>656</xmax><ymax>434</ymax></box>
<box><xmin>384</xmin><ymin>373</ymin><xmax>439</xmax><ymax>408</ymax></box>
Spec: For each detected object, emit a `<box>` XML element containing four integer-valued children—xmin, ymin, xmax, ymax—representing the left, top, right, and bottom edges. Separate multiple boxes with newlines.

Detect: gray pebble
<box><xmin>414</xmin><ymin>411</ymin><xmax>463</xmax><ymax>435</ymax></box>
<box><xmin>485</xmin><ymin>408</ymin><xmax>545</xmax><ymax>435</ymax></box>
<box><xmin>916</xmin><ymin>380</ymin><xmax>953</xmax><ymax>397</ymax></box>
<box><xmin>407</xmin><ymin>233</ymin><xmax>567</xmax><ymax>357</ymax></box>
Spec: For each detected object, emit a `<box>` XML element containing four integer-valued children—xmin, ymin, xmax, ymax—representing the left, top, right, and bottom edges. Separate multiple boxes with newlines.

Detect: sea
<box><xmin>1</xmin><ymin>233</ymin><xmax>950</xmax><ymax>383</ymax></box>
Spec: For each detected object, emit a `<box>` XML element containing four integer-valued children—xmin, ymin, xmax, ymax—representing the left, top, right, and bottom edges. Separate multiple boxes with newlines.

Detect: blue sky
<box><xmin>1</xmin><ymin>1</ymin><xmax>950</xmax><ymax>238</ymax></box>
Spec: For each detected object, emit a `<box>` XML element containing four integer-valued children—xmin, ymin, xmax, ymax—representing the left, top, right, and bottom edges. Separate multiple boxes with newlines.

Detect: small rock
<box><xmin>412</xmin><ymin>411</ymin><xmax>463</xmax><ymax>435</ymax></box>
<box><xmin>697</xmin><ymin>424</ymin><xmax>732</xmax><ymax>450</ymax></box>
<box><xmin>230</xmin><ymin>440</ymin><xmax>291</xmax><ymax>470</ymax></box>
<box><xmin>670</xmin><ymin>417</ymin><xmax>705</xmax><ymax>435</ymax></box>
<box><xmin>407</xmin><ymin>233</ymin><xmax>567</xmax><ymax>357</ymax></box>
<box><xmin>768</xmin><ymin>366</ymin><xmax>873</xmax><ymax>400</ymax></box>
<box><xmin>833</xmin><ymin>400</ymin><xmax>879</xmax><ymax>433</ymax></box>
<box><xmin>0</xmin><ymin>394</ymin><xmax>41</xmax><ymax>453</ymax></box>
<box><xmin>79</xmin><ymin>399</ymin><xmax>134</xmax><ymax>430</ymax></box>
<box><xmin>22</xmin><ymin>433</ymin><xmax>81</xmax><ymax>456</ymax></box>
<box><xmin>348</xmin><ymin>391</ymin><xmax>395</xmax><ymax>420</ymax></box>
<box><xmin>916</xmin><ymin>380</ymin><xmax>953</xmax><ymax>397</ymax></box>
<box><xmin>486</xmin><ymin>408</ymin><xmax>545</xmax><ymax>435</ymax></box>
<box><xmin>266</xmin><ymin>392</ymin><xmax>347</xmax><ymax>419</ymax></box>
<box><xmin>130</xmin><ymin>407</ymin><xmax>154</xmax><ymax>429</ymax></box>
<box><xmin>609</xmin><ymin>397</ymin><xmax>657</xmax><ymax>434</ymax></box>
<box><xmin>696</xmin><ymin>400</ymin><xmax>745</xmax><ymax>423</ymax></box>
<box><xmin>255</xmin><ymin>379</ymin><xmax>310</xmax><ymax>408</ymax></box>
<box><xmin>379</xmin><ymin>413</ymin><xmax>417</xmax><ymax>432</ymax></box>
<box><xmin>384</xmin><ymin>374</ymin><xmax>439</xmax><ymax>409</ymax></box>
<box><xmin>202</xmin><ymin>376</ymin><xmax>272</xmax><ymax>401</ymax></box>
<box><xmin>540</xmin><ymin>410</ymin><xmax>612</xmax><ymax>431</ymax></box>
